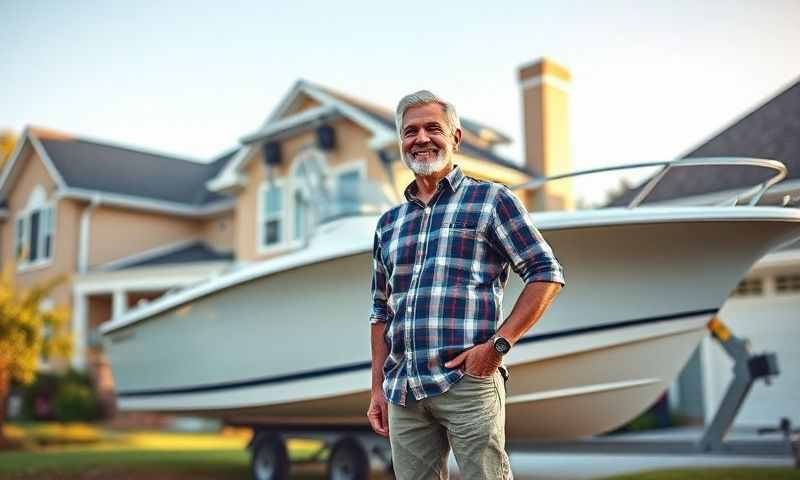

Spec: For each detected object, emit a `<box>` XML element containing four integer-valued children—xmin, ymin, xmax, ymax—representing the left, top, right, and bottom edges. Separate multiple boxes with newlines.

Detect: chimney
<box><xmin>518</xmin><ymin>58</ymin><xmax>573</xmax><ymax>211</ymax></box>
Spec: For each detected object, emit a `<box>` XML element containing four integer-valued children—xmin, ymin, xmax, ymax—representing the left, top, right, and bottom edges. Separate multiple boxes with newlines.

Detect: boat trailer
<box><xmin>232</xmin><ymin>318</ymin><xmax>798</xmax><ymax>480</ymax></box>
<box><xmin>507</xmin><ymin>317</ymin><xmax>800</xmax><ymax>468</ymax></box>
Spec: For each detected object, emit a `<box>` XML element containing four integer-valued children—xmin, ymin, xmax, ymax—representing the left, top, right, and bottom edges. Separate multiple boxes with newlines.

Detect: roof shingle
<box><xmin>607</xmin><ymin>78</ymin><xmax>800</xmax><ymax>207</ymax></box>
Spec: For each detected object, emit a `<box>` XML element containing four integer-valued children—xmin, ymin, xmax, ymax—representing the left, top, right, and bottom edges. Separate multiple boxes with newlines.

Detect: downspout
<box><xmin>78</xmin><ymin>193</ymin><xmax>101</xmax><ymax>273</ymax></box>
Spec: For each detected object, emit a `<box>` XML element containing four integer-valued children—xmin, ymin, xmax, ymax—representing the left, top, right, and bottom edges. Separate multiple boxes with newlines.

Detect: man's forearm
<box><xmin>370</xmin><ymin>322</ymin><xmax>389</xmax><ymax>395</ymax></box>
<box><xmin>496</xmin><ymin>281</ymin><xmax>562</xmax><ymax>345</ymax></box>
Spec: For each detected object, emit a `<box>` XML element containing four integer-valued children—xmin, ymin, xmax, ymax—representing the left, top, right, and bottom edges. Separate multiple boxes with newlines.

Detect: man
<box><xmin>367</xmin><ymin>90</ymin><xmax>565</xmax><ymax>479</ymax></box>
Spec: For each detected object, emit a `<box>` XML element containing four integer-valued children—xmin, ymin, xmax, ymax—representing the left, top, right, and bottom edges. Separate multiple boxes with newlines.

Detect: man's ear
<box><xmin>453</xmin><ymin>128</ymin><xmax>462</xmax><ymax>152</ymax></box>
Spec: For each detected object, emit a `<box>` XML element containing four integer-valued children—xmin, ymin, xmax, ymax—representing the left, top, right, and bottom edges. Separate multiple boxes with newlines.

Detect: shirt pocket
<box><xmin>440</xmin><ymin>220</ymin><xmax>484</xmax><ymax>285</ymax></box>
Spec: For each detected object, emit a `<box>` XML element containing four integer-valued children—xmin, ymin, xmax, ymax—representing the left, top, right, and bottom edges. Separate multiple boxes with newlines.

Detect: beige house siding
<box><xmin>202</xmin><ymin>211</ymin><xmax>235</xmax><ymax>253</ymax></box>
<box><xmin>87</xmin><ymin>206</ymin><xmax>204</xmax><ymax>267</ymax></box>
<box><xmin>1</xmin><ymin>147</ymin><xmax>78</xmax><ymax>309</ymax></box>
<box><xmin>235</xmin><ymin>117</ymin><xmax>382</xmax><ymax>261</ymax></box>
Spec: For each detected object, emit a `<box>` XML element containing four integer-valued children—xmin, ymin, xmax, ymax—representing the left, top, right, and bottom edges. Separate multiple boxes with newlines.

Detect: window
<box><xmin>15</xmin><ymin>216</ymin><xmax>26</xmax><ymax>260</ymax></box>
<box><xmin>331</xmin><ymin>162</ymin><xmax>365</xmax><ymax>218</ymax></box>
<box><xmin>290</xmin><ymin>150</ymin><xmax>329</xmax><ymax>242</ymax></box>
<box><xmin>775</xmin><ymin>274</ymin><xmax>800</xmax><ymax>294</ymax></box>
<box><xmin>29</xmin><ymin>210</ymin><xmax>40</xmax><ymax>261</ymax></box>
<box><xmin>15</xmin><ymin>185</ymin><xmax>55</xmax><ymax>268</ymax></box>
<box><xmin>293</xmin><ymin>189</ymin><xmax>309</xmax><ymax>241</ymax></box>
<box><xmin>731</xmin><ymin>278</ymin><xmax>763</xmax><ymax>297</ymax></box>
<box><xmin>337</xmin><ymin>170</ymin><xmax>362</xmax><ymax>214</ymax></box>
<box><xmin>260</xmin><ymin>182</ymin><xmax>283</xmax><ymax>248</ymax></box>
<box><xmin>41</xmin><ymin>207</ymin><xmax>54</xmax><ymax>259</ymax></box>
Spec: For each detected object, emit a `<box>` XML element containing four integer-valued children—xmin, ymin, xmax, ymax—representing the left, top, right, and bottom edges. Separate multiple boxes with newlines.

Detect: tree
<box><xmin>0</xmin><ymin>266</ymin><xmax>72</xmax><ymax>447</ymax></box>
<box><xmin>0</xmin><ymin>130</ymin><xmax>17</xmax><ymax>167</ymax></box>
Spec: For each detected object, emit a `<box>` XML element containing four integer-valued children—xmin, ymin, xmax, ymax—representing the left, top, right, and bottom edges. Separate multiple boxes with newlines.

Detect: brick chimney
<box><xmin>518</xmin><ymin>58</ymin><xmax>573</xmax><ymax>211</ymax></box>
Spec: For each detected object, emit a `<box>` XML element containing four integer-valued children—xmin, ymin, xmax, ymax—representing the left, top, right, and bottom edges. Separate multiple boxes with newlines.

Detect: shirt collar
<box><xmin>403</xmin><ymin>165</ymin><xmax>465</xmax><ymax>203</ymax></box>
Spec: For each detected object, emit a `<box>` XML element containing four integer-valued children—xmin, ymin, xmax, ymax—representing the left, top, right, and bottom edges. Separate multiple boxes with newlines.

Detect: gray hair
<box><xmin>395</xmin><ymin>90</ymin><xmax>461</xmax><ymax>140</ymax></box>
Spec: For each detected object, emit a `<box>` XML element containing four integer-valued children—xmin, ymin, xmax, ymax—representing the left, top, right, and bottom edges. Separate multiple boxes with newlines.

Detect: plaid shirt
<box><xmin>370</xmin><ymin>166</ymin><xmax>565</xmax><ymax>406</ymax></box>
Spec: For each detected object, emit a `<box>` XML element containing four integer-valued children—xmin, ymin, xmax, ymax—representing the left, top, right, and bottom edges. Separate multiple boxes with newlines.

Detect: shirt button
<box><xmin>424</xmin><ymin>207</ymin><xmax>431</xmax><ymax>215</ymax></box>
<box><xmin>407</xmin><ymin>306</ymin><xmax>412</xmax><ymax>313</ymax></box>
<box><xmin>414</xmin><ymin>264</ymin><xmax>421</xmax><ymax>272</ymax></box>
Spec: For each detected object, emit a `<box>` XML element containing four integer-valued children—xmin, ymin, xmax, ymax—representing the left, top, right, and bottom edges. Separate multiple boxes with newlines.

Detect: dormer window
<box><xmin>259</xmin><ymin>180</ymin><xmax>284</xmax><ymax>249</ymax></box>
<box><xmin>15</xmin><ymin>185</ymin><xmax>55</xmax><ymax>269</ymax></box>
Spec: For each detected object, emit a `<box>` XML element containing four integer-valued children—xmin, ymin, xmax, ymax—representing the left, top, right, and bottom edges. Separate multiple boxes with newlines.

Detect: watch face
<box><xmin>494</xmin><ymin>337</ymin><xmax>511</xmax><ymax>355</ymax></box>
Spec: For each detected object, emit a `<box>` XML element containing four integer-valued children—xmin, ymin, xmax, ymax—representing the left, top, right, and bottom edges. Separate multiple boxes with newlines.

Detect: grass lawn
<box><xmin>2</xmin><ymin>423</ymin><xmax>798</xmax><ymax>479</ymax></box>
<box><xmin>0</xmin><ymin>422</ymin><xmax>327</xmax><ymax>480</ymax></box>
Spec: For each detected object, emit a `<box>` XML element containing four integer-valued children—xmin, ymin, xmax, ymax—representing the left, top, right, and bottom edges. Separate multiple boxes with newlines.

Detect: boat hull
<box><xmin>101</xmin><ymin>208</ymin><xmax>800</xmax><ymax>440</ymax></box>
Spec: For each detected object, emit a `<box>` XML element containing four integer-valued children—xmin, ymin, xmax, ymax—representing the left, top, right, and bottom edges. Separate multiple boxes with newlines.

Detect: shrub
<box><xmin>19</xmin><ymin>369</ymin><xmax>102</xmax><ymax>422</ymax></box>
<box><xmin>54</xmin><ymin>383</ymin><xmax>99</xmax><ymax>422</ymax></box>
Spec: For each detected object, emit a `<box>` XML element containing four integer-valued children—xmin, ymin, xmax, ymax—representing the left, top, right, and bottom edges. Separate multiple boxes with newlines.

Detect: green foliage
<box><xmin>0</xmin><ymin>268</ymin><xmax>71</xmax><ymax>386</ymax></box>
<box><xmin>54</xmin><ymin>383</ymin><xmax>99</xmax><ymax>422</ymax></box>
<box><xmin>0</xmin><ymin>129</ymin><xmax>16</xmax><ymax>165</ymax></box>
<box><xmin>20</xmin><ymin>370</ymin><xmax>101</xmax><ymax>422</ymax></box>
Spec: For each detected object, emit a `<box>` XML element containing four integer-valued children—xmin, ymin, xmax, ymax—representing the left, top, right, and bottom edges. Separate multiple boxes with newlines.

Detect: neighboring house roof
<box><xmin>607</xmin><ymin>78</ymin><xmax>800</xmax><ymax>207</ymax></box>
<box><xmin>0</xmin><ymin>127</ymin><xmax>237</xmax><ymax>213</ymax></box>
<box><xmin>101</xmin><ymin>240</ymin><xmax>234</xmax><ymax>271</ymax></box>
<box><xmin>38</xmin><ymin>134</ymin><xmax>235</xmax><ymax>206</ymax></box>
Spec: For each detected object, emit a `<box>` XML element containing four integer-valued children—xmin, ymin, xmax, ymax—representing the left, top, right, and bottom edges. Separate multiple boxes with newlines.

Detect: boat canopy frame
<box><xmin>512</xmin><ymin>157</ymin><xmax>788</xmax><ymax>208</ymax></box>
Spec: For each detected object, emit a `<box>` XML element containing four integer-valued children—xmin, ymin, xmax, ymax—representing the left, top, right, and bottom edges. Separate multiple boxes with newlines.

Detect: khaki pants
<box><xmin>388</xmin><ymin>371</ymin><xmax>512</xmax><ymax>479</ymax></box>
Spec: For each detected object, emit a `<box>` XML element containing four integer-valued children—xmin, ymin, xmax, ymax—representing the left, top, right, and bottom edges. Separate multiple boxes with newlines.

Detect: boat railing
<box><xmin>512</xmin><ymin>157</ymin><xmax>788</xmax><ymax>208</ymax></box>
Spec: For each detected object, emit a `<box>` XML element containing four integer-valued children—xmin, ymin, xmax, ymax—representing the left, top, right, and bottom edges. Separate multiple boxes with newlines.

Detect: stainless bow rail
<box><xmin>512</xmin><ymin>157</ymin><xmax>788</xmax><ymax>208</ymax></box>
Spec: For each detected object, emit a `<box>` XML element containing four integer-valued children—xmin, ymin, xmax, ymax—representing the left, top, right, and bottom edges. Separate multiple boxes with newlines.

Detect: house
<box><xmin>607</xmin><ymin>78</ymin><xmax>800</xmax><ymax>427</ymax></box>
<box><xmin>0</xmin><ymin>58</ymin><xmax>574</xmax><ymax>408</ymax></box>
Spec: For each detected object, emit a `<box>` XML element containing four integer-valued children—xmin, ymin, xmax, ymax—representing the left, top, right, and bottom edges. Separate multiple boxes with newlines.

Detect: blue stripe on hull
<box><xmin>117</xmin><ymin>308</ymin><xmax>717</xmax><ymax>398</ymax></box>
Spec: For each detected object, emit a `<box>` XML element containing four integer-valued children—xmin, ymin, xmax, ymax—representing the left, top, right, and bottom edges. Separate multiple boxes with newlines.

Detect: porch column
<box><xmin>71</xmin><ymin>292</ymin><xmax>88</xmax><ymax>370</ymax></box>
<box><xmin>112</xmin><ymin>289</ymin><xmax>127</xmax><ymax>321</ymax></box>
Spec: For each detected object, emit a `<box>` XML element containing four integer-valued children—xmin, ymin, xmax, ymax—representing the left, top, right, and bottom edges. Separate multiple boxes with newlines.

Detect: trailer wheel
<box><xmin>327</xmin><ymin>437</ymin><xmax>369</xmax><ymax>480</ymax></box>
<box><xmin>251</xmin><ymin>433</ymin><xmax>289</xmax><ymax>480</ymax></box>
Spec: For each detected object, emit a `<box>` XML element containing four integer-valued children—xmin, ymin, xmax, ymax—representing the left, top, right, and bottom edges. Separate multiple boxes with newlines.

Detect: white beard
<box><xmin>403</xmin><ymin>147</ymin><xmax>451</xmax><ymax>176</ymax></box>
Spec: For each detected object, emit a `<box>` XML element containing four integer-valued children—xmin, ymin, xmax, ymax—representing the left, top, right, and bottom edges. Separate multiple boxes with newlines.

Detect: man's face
<box><xmin>400</xmin><ymin>103</ymin><xmax>460</xmax><ymax>176</ymax></box>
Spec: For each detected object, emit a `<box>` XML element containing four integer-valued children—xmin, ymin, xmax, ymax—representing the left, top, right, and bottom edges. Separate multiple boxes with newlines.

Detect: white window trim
<box><xmin>290</xmin><ymin>183</ymin><xmax>311</xmax><ymax>242</ymax></box>
<box><xmin>331</xmin><ymin>159</ymin><xmax>367</xmax><ymax>214</ymax></box>
<box><xmin>287</xmin><ymin>149</ymin><xmax>331</xmax><ymax>246</ymax></box>
<box><xmin>255</xmin><ymin>157</ymin><xmax>368</xmax><ymax>256</ymax></box>
<box><xmin>257</xmin><ymin>177</ymin><xmax>297</xmax><ymax>255</ymax></box>
<box><xmin>15</xmin><ymin>196</ymin><xmax>57</xmax><ymax>273</ymax></box>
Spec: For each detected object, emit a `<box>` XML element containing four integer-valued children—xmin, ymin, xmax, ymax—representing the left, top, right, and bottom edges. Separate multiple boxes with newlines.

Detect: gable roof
<box><xmin>310</xmin><ymin>82</ymin><xmax>531</xmax><ymax>175</ymax></box>
<box><xmin>607</xmin><ymin>78</ymin><xmax>800</xmax><ymax>207</ymax></box>
<box><xmin>0</xmin><ymin>127</ymin><xmax>236</xmax><ymax>213</ymax></box>
<box><xmin>209</xmin><ymin>80</ymin><xmax>534</xmax><ymax>191</ymax></box>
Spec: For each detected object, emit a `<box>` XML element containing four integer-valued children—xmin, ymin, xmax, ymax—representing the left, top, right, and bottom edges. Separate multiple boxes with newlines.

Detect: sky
<box><xmin>2</xmin><ymin>0</ymin><xmax>799</xmax><ymax>204</ymax></box>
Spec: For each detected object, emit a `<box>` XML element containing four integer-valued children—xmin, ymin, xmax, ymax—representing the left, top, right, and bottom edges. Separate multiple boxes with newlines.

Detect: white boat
<box><xmin>99</xmin><ymin>158</ymin><xmax>800</xmax><ymax>441</ymax></box>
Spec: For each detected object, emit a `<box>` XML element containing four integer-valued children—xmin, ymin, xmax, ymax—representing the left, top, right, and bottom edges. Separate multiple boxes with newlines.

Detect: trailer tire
<box><xmin>327</xmin><ymin>437</ymin><xmax>369</xmax><ymax>480</ymax></box>
<box><xmin>250</xmin><ymin>433</ymin><xmax>289</xmax><ymax>480</ymax></box>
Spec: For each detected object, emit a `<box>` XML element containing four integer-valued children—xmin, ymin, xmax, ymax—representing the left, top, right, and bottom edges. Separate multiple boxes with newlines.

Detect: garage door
<box><xmin>703</xmin><ymin>273</ymin><xmax>800</xmax><ymax>427</ymax></box>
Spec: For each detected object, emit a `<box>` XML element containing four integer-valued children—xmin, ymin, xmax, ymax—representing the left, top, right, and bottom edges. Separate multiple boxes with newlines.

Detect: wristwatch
<box><xmin>491</xmin><ymin>335</ymin><xmax>512</xmax><ymax>356</ymax></box>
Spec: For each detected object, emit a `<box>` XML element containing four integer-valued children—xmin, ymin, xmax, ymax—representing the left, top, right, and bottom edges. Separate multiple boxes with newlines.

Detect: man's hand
<box><xmin>444</xmin><ymin>341</ymin><xmax>502</xmax><ymax>378</ymax></box>
<box><xmin>367</xmin><ymin>392</ymin><xmax>389</xmax><ymax>437</ymax></box>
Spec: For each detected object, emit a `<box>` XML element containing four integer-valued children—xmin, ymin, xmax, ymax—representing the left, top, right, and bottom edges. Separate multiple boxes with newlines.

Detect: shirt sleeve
<box><xmin>369</xmin><ymin>228</ymin><xmax>390</xmax><ymax>324</ymax></box>
<box><xmin>487</xmin><ymin>186</ymin><xmax>566</xmax><ymax>286</ymax></box>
